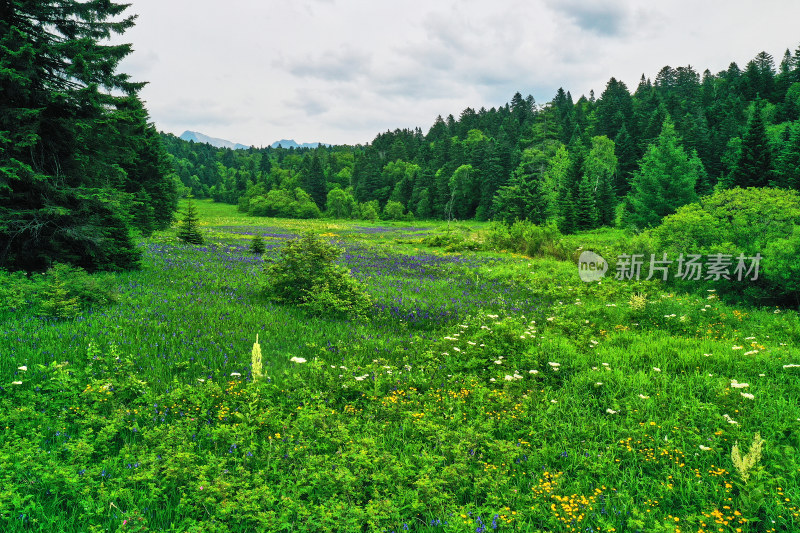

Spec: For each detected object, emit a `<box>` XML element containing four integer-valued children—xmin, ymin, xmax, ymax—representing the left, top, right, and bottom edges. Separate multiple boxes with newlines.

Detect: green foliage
<box><xmin>177</xmin><ymin>199</ymin><xmax>204</xmax><ymax>245</ymax></box>
<box><xmin>1</xmin><ymin>263</ymin><xmax>117</xmax><ymax>318</ymax></box>
<box><xmin>262</xmin><ymin>232</ymin><xmax>372</xmax><ymax>318</ymax></box>
<box><xmin>382</xmin><ymin>200</ymin><xmax>406</xmax><ymax>220</ymax></box>
<box><xmin>0</xmin><ymin>1</ymin><xmax>173</xmax><ymax>272</ymax></box>
<box><xmin>250</xmin><ymin>234</ymin><xmax>266</xmax><ymax>254</ymax></box>
<box><xmin>485</xmin><ymin>220</ymin><xmax>569</xmax><ymax>259</ymax></box>
<box><xmin>650</xmin><ymin>187</ymin><xmax>800</xmax><ymax>305</ymax></box>
<box><xmin>623</xmin><ymin>118</ymin><xmax>702</xmax><ymax>229</ymax></box>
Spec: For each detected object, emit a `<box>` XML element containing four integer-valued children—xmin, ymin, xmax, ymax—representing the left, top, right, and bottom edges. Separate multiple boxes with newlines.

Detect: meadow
<box><xmin>2</xmin><ymin>199</ymin><xmax>800</xmax><ymax>532</ymax></box>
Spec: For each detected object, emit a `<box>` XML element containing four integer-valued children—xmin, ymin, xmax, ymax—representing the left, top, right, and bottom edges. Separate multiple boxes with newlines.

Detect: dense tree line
<box><xmin>1</xmin><ymin>0</ymin><xmax>178</xmax><ymax>272</ymax></box>
<box><xmin>163</xmin><ymin>43</ymin><xmax>800</xmax><ymax>232</ymax></box>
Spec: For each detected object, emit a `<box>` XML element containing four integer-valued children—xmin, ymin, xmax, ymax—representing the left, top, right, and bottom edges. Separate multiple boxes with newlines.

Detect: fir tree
<box><xmin>731</xmin><ymin>100</ymin><xmax>773</xmax><ymax>188</ymax></box>
<box><xmin>0</xmin><ymin>0</ymin><xmax>173</xmax><ymax>272</ymax></box>
<box><xmin>177</xmin><ymin>199</ymin><xmax>204</xmax><ymax>245</ymax></box>
<box><xmin>624</xmin><ymin>118</ymin><xmax>701</xmax><ymax>229</ymax></box>
<box><xmin>250</xmin><ymin>234</ymin><xmax>266</xmax><ymax>254</ymax></box>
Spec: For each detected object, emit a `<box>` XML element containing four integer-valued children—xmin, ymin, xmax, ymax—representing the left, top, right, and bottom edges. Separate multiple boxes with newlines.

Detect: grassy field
<box><xmin>2</xmin><ymin>199</ymin><xmax>800</xmax><ymax>532</ymax></box>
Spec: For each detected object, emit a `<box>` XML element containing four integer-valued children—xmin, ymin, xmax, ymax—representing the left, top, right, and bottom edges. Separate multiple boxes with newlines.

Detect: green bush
<box><xmin>649</xmin><ymin>187</ymin><xmax>800</xmax><ymax>306</ymax></box>
<box><xmin>486</xmin><ymin>220</ymin><xmax>566</xmax><ymax>258</ymax></box>
<box><xmin>0</xmin><ymin>264</ymin><xmax>118</xmax><ymax>318</ymax></box>
<box><xmin>262</xmin><ymin>232</ymin><xmax>372</xmax><ymax>318</ymax></box>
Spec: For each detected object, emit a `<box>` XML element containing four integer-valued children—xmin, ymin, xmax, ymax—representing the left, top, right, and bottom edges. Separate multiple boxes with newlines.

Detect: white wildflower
<box><xmin>740</xmin><ymin>392</ymin><xmax>755</xmax><ymax>400</ymax></box>
<box><xmin>548</xmin><ymin>362</ymin><xmax>560</xmax><ymax>367</ymax></box>
<box><xmin>489</xmin><ymin>378</ymin><xmax>496</xmax><ymax>382</ymax></box>
<box><xmin>743</xmin><ymin>350</ymin><xmax>758</xmax><ymax>356</ymax></box>
<box><xmin>453</xmin><ymin>347</ymin><xmax>461</xmax><ymax>352</ymax></box>
<box><xmin>595</xmin><ymin>382</ymin><xmax>603</xmax><ymax>386</ymax></box>
<box><xmin>550</xmin><ymin>399</ymin><xmax>557</xmax><ymax>403</ymax></box>
<box><xmin>638</xmin><ymin>394</ymin><xmax>650</xmax><ymax>400</ymax></box>
<box><xmin>730</xmin><ymin>380</ymin><xmax>749</xmax><ymax>389</ymax></box>
<box><xmin>230</xmin><ymin>372</ymin><xmax>241</xmax><ymax>377</ymax></box>
<box><xmin>289</xmin><ymin>357</ymin><xmax>307</xmax><ymax>364</ymax></box>
<box><xmin>699</xmin><ymin>445</ymin><xmax>711</xmax><ymax>451</ymax></box>
<box><xmin>703</xmin><ymin>353</ymin><xmax>712</xmax><ymax>357</ymax></box>
<box><xmin>18</xmin><ymin>366</ymin><xmax>27</xmax><ymax>371</ymax></box>
<box><xmin>504</xmin><ymin>375</ymin><xmax>514</xmax><ymax>381</ymax></box>
<box><xmin>12</xmin><ymin>381</ymin><xmax>22</xmax><ymax>385</ymax></box>
<box><xmin>732</xmin><ymin>346</ymin><xmax>743</xmax><ymax>350</ymax></box>
<box><xmin>745</xmin><ymin>336</ymin><xmax>756</xmax><ymax>340</ymax></box>
<box><xmin>529</xmin><ymin>369</ymin><xmax>538</xmax><ymax>374</ymax></box>
<box><xmin>606</xmin><ymin>408</ymin><xmax>618</xmax><ymax>414</ymax></box>
<box><xmin>653</xmin><ymin>367</ymin><xmax>661</xmax><ymax>372</ymax></box>
<box><xmin>783</xmin><ymin>364</ymin><xmax>800</xmax><ymax>369</ymax></box>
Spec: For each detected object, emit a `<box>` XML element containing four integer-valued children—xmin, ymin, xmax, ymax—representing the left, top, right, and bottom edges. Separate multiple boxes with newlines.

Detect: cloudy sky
<box><xmin>117</xmin><ymin>0</ymin><xmax>800</xmax><ymax>147</ymax></box>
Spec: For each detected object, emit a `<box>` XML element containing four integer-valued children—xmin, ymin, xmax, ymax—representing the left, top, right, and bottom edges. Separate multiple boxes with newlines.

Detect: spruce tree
<box><xmin>0</xmin><ymin>0</ymin><xmax>173</xmax><ymax>272</ymax></box>
<box><xmin>624</xmin><ymin>118</ymin><xmax>701</xmax><ymax>229</ymax></box>
<box><xmin>731</xmin><ymin>100</ymin><xmax>773</xmax><ymax>188</ymax></box>
<box><xmin>177</xmin><ymin>199</ymin><xmax>204</xmax><ymax>245</ymax></box>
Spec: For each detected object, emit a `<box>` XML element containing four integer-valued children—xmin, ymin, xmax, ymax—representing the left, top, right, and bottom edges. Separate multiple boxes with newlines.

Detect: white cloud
<box><xmin>116</xmin><ymin>0</ymin><xmax>800</xmax><ymax>146</ymax></box>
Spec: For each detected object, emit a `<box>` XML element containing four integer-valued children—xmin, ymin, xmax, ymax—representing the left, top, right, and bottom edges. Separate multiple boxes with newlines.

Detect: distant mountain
<box><xmin>179</xmin><ymin>131</ymin><xmax>250</xmax><ymax>150</ymax></box>
<box><xmin>270</xmin><ymin>139</ymin><xmax>329</xmax><ymax>149</ymax></box>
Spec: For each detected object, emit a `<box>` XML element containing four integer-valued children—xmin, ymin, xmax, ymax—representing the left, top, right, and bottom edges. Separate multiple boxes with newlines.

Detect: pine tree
<box><xmin>624</xmin><ymin>118</ymin><xmax>701</xmax><ymax>229</ymax></box>
<box><xmin>177</xmin><ymin>199</ymin><xmax>204</xmax><ymax>245</ymax></box>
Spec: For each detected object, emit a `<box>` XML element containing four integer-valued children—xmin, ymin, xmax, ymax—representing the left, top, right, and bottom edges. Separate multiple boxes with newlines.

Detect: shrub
<box><xmin>486</xmin><ymin>220</ymin><xmax>564</xmax><ymax>257</ymax></box>
<box><xmin>262</xmin><ymin>232</ymin><xmax>372</xmax><ymax>318</ymax></box>
<box><xmin>649</xmin><ymin>187</ymin><xmax>800</xmax><ymax>306</ymax></box>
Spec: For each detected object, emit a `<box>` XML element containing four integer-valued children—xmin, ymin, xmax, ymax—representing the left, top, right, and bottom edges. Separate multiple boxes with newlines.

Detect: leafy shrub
<box><xmin>1</xmin><ymin>263</ymin><xmax>118</xmax><ymax>318</ymax></box>
<box><xmin>648</xmin><ymin>187</ymin><xmax>800</xmax><ymax>306</ymax></box>
<box><xmin>486</xmin><ymin>220</ymin><xmax>567</xmax><ymax>258</ymax></box>
<box><xmin>421</xmin><ymin>230</ymin><xmax>481</xmax><ymax>252</ymax></box>
<box><xmin>262</xmin><ymin>232</ymin><xmax>372</xmax><ymax>318</ymax></box>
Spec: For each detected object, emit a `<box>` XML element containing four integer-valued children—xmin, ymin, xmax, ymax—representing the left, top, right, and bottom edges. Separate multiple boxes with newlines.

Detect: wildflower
<box><xmin>547</xmin><ymin>317</ymin><xmax>555</xmax><ymax>321</ymax></box>
<box><xmin>743</xmin><ymin>350</ymin><xmax>758</xmax><ymax>356</ymax></box>
<box><xmin>504</xmin><ymin>375</ymin><xmax>514</xmax><ymax>381</ymax></box>
<box><xmin>723</xmin><ymin>413</ymin><xmax>738</xmax><ymax>425</ymax></box>
<box><xmin>731</xmin><ymin>433</ymin><xmax>765</xmax><ymax>483</ymax></box>
<box><xmin>289</xmin><ymin>357</ymin><xmax>306</xmax><ymax>364</ymax></box>
<box><xmin>653</xmin><ymin>367</ymin><xmax>661</xmax><ymax>372</ymax></box>
<box><xmin>732</xmin><ymin>346</ymin><xmax>743</xmax><ymax>350</ymax></box>
<box><xmin>252</xmin><ymin>334</ymin><xmax>263</xmax><ymax>380</ymax></box>
<box><xmin>741</xmin><ymin>392</ymin><xmax>755</xmax><ymax>400</ymax></box>
<box><xmin>230</xmin><ymin>372</ymin><xmax>241</xmax><ymax>377</ymax></box>
<box><xmin>494</xmin><ymin>359</ymin><xmax>503</xmax><ymax>365</ymax></box>
<box><xmin>703</xmin><ymin>353</ymin><xmax>712</xmax><ymax>357</ymax></box>
<box><xmin>730</xmin><ymin>380</ymin><xmax>749</xmax><ymax>389</ymax></box>
<box><xmin>606</xmin><ymin>408</ymin><xmax>618</xmax><ymax>414</ymax></box>
<box><xmin>453</xmin><ymin>347</ymin><xmax>461</xmax><ymax>352</ymax></box>
<box><xmin>550</xmin><ymin>399</ymin><xmax>557</xmax><ymax>403</ymax></box>
<box><xmin>595</xmin><ymin>382</ymin><xmax>603</xmax><ymax>386</ymax></box>
<box><xmin>354</xmin><ymin>375</ymin><xmax>368</xmax><ymax>381</ymax></box>
<box><xmin>12</xmin><ymin>381</ymin><xmax>22</xmax><ymax>385</ymax></box>
<box><xmin>514</xmin><ymin>373</ymin><xmax>523</xmax><ymax>380</ymax></box>
<box><xmin>638</xmin><ymin>394</ymin><xmax>649</xmax><ymax>399</ymax></box>
<box><xmin>548</xmin><ymin>362</ymin><xmax>560</xmax><ymax>367</ymax></box>
<box><xmin>197</xmin><ymin>378</ymin><xmax>205</xmax><ymax>383</ymax></box>
<box><xmin>489</xmin><ymin>378</ymin><xmax>496</xmax><ymax>382</ymax></box>
<box><xmin>699</xmin><ymin>445</ymin><xmax>711</xmax><ymax>451</ymax></box>
<box><xmin>783</xmin><ymin>364</ymin><xmax>800</xmax><ymax>369</ymax></box>
<box><xmin>528</xmin><ymin>369</ymin><xmax>538</xmax><ymax>374</ymax></box>
<box><xmin>486</xmin><ymin>314</ymin><xmax>498</xmax><ymax>319</ymax></box>
<box><xmin>17</xmin><ymin>366</ymin><xmax>27</xmax><ymax>371</ymax></box>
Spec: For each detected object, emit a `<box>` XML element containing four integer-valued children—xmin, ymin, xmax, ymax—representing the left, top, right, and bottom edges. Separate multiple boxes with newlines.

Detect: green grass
<box><xmin>1</xmin><ymin>200</ymin><xmax>799</xmax><ymax>532</ymax></box>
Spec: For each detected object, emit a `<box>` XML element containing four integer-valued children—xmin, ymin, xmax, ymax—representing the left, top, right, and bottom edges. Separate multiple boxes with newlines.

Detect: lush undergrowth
<box><xmin>2</xmin><ymin>200</ymin><xmax>799</xmax><ymax>532</ymax></box>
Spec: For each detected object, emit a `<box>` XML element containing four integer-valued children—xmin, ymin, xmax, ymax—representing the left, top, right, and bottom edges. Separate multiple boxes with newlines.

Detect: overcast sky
<box><xmin>117</xmin><ymin>0</ymin><xmax>800</xmax><ymax>147</ymax></box>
